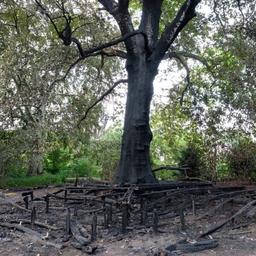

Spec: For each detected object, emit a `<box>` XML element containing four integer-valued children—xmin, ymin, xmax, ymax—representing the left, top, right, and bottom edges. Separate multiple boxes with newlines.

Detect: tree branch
<box><xmin>151</xmin><ymin>0</ymin><xmax>201</xmax><ymax>62</ymax></box>
<box><xmin>101</xmin><ymin>48</ymin><xmax>127</xmax><ymax>59</ymax></box>
<box><xmin>170</xmin><ymin>52</ymin><xmax>192</xmax><ymax>105</ymax></box>
<box><xmin>82</xmin><ymin>30</ymin><xmax>140</xmax><ymax>57</ymax></box>
<box><xmin>167</xmin><ymin>51</ymin><xmax>209</xmax><ymax>68</ymax></box>
<box><xmin>139</xmin><ymin>0</ymin><xmax>163</xmax><ymax>52</ymax></box>
<box><xmin>35</xmin><ymin>0</ymin><xmax>61</xmax><ymax>37</ymax></box>
<box><xmin>77</xmin><ymin>79</ymin><xmax>128</xmax><ymax>127</ymax></box>
<box><xmin>97</xmin><ymin>0</ymin><xmax>117</xmax><ymax>13</ymax></box>
<box><xmin>98</xmin><ymin>0</ymin><xmax>136</xmax><ymax>54</ymax></box>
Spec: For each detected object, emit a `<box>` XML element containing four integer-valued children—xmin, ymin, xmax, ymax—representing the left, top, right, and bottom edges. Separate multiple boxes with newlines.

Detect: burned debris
<box><xmin>1</xmin><ymin>180</ymin><xmax>256</xmax><ymax>255</ymax></box>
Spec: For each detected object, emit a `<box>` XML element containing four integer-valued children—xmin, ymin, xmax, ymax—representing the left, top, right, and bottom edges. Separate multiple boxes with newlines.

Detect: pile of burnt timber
<box><xmin>1</xmin><ymin>179</ymin><xmax>256</xmax><ymax>254</ymax></box>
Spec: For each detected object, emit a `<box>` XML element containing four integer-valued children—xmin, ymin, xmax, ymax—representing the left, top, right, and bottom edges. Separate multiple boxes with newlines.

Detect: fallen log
<box><xmin>199</xmin><ymin>199</ymin><xmax>256</xmax><ymax>238</ymax></box>
<box><xmin>197</xmin><ymin>198</ymin><xmax>234</xmax><ymax>220</ymax></box>
<box><xmin>0</xmin><ymin>197</ymin><xmax>31</xmax><ymax>212</ymax></box>
<box><xmin>246</xmin><ymin>206</ymin><xmax>256</xmax><ymax>218</ymax></box>
<box><xmin>166</xmin><ymin>239</ymin><xmax>218</xmax><ymax>253</ymax></box>
<box><xmin>0</xmin><ymin>222</ymin><xmax>62</xmax><ymax>249</ymax></box>
<box><xmin>10</xmin><ymin>219</ymin><xmax>60</xmax><ymax>230</ymax></box>
<box><xmin>209</xmin><ymin>189</ymin><xmax>256</xmax><ymax>201</ymax></box>
<box><xmin>70</xmin><ymin>221</ymin><xmax>91</xmax><ymax>246</ymax></box>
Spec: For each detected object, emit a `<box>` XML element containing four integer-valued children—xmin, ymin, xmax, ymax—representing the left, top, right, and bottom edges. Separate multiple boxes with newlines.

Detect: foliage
<box><xmin>44</xmin><ymin>147</ymin><xmax>72</xmax><ymax>174</ymax></box>
<box><xmin>177</xmin><ymin>143</ymin><xmax>202</xmax><ymax>177</ymax></box>
<box><xmin>0</xmin><ymin>0</ymin><xmax>121</xmax><ymax>177</ymax></box>
<box><xmin>0</xmin><ymin>0</ymin><xmax>256</xmax><ymax>185</ymax></box>
<box><xmin>0</xmin><ymin>173</ymin><xmax>64</xmax><ymax>189</ymax></box>
<box><xmin>227</xmin><ymin>138</ymin><xmax>256</xmax><ymax>180</ymax></box>
<box><xmin>89</xmin><ymin>125</ymin><xmax>122</xmax><ymax>180</ymax></box>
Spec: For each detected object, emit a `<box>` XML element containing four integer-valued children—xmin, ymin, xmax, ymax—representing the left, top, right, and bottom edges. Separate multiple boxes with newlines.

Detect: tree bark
<box><xmin>115</xmin><ymin>50</ymin><xmax>158</xmax><ymax>184</ymax></box>
<box><xmin>27</xmin><ymin>126</ymin><xmax>44</xmax><ymax>176</ymax></box>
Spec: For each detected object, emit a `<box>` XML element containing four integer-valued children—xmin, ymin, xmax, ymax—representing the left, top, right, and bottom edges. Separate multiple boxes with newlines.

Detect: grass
<box><xmin>0</xmin><ymin>173</ymin><xmax>65</xmax><ymax>189</ymax></box>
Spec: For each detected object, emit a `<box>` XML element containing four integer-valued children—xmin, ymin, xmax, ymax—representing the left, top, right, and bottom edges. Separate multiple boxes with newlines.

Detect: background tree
<box><xmin>0</xmin><ymin>0</ymin><xmax>121</xmax><ymax>176</ymax></box>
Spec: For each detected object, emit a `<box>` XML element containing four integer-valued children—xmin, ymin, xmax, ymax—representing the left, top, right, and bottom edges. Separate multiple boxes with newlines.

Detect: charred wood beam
<box><xmin>152</xmin><ymin>166</ymin><xmax>190</xmax><ymax>173</ymax></box>
<box><xmin>146</xmin><ymin>187</ymin><xmax>214</xmax><ymax>209</ymax></box>
<box><xmin>70</xmin><ymin>221</ymin><xmax>90</xmax><ymax>246</ymax></box>
<box><xmin>0</xmin><ymin>222</ymin><xmax>62</xmax><ymax>249</ymax></box>
<box><xmin>10</xmin><ymin>219</ymin><xmax>59</xmax><ymax>230</ymax></box>
<box><xmin>23</xmin><ymin>196</ymin><xmax>29</xmax><ymax>210</ymax></box>
<box><xmin>47</xmin><ymin>192</ymin><xmax>116</xmax><ymax>205</ymax></box>
<box><xmin>91</xmin><ymin>214</ymin><xmax>97</xmax><ymax>242</ymax></box>
<box><xmin>199</xmin><ymin>200</ymin><xmax>256</xmax><ymax>238</ymax></box>
<box><xmin>196</xmin><ymin>198</ymin><xmax>234</xmax><ymax>220</ymax></box>
<box><xmin>0</xmin><ymin>197</ymin><xmax>31</xmax><ymax>213</ymax></box>
<box><xmin>209</xmin><ymin>189</ymin><xmax>256</xmax><ymax>201</ymax></box>
<box><xmin>166</xmin><ymin>239</ymin><xmax>218</xmax><ymax>254</ymax></box>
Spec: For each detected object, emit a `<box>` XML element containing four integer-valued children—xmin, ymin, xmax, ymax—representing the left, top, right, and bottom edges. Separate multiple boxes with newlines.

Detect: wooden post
<box><xmin>192</xmin><ymin>197</ymin><xmax>196</xmax><ymax>217</ymax></box>
<box><xmin>31</xmin><ymin>206</ymin><xmax>36</xmax><ymax>229</ymax></box>
<box><xmin>74</xmin><ymin>205</ymin><xmax>78</xmax><ymax>217</ymax></box>
<box><xmin>103</xmin><ymin>209</ymin><xmax>108</xmax><ymax>228</ymax></box>
<box><xmin>23</xmin><ymin>196</ymin><xmax>29</xmax><ymax>210</ymax></box>
<box><xmin>91</xmin><ymin>214</ymin><xmax>97</xmax><ymax>242</ymax></box>
<box><xmin>102</xmin><ymin>195</ymin><xmax>106</xmax><ymax>208</ymax></box>
<box><xmin>153</xmin><ymin>209</ymin><xmax>158</xmax><ymax>234</ymax></box>
<box><xmin>122</xmin><ymin>204</ymin><xmax>129</xmax><ymax>233</ymax></box>
<box><xmin>74</xmin><ymin>177</ymin><xmax>78</xmax><ymax>187</ymax></box>
<box><xmin>141</xmin><ymin>200</ymin><xmax>147</xmax><ymax>225</ymax></box>
<box><xmin>30</xmin><ymin>191</ymin><xmax>34</xmax><ymax>201</ymax></box>
<box><xmin>179</xmin><ymin>208</ymin><xmax>185</xmax><ymax>231</ymax></box>
<box><xmin>45</xmin><ymin>195</ymin><xmax>49</xmax><ymax>213</ymax></box>
<box><xmin>64</xmin><ymin>189</ymin><xmax>67</xmax><ymax>202</ymax></box>
<box><xmin>107</xmin><ymin>204</ymin><xmax>112</xmax><ymax>225</ymax></box>
<box><xmin>66</xmin><ymin>208</ymin><xmax>71</xmax><ymax>235</ymax></box>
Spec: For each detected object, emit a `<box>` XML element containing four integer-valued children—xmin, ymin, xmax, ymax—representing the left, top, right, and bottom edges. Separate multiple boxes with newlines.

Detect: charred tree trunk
<box><xmin>116</xmin><ymin>50</ymin><xmax>158</xmax><ymax>184</ymax></box>
<box><xmin>114</xmin><ymin>0</ymin><xmax>200</xmax><ymax>184</ymax></box>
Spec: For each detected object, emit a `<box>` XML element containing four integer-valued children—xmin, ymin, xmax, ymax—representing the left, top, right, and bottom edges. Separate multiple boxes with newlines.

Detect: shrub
<box><xmin>71</xmin><ymin>157</ymin><xmax>101</xmax><ymax>178</ymax></box>
<box><xmin>227</xmin><ymin>139</ymin><xmax>256</xmax><ymax>180</ymax></box>
<box><xmin>44</xmin><ymin>147</ymin><xmax>72</xmax><ymax>174</ymax></box>
<box><xmin>178</xmin><ymin>144</ymin><xmax>202</xmax><ymax>177</ymax></box>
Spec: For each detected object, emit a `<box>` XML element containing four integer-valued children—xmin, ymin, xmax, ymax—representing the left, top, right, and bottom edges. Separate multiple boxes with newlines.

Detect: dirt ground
<box><xmin>1</xmin><ymin>185</ymin><xmax>256</xmax><ymax>256</ymax></box>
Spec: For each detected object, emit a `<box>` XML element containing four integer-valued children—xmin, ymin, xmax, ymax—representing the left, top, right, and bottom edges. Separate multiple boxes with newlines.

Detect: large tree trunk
<box><xmin>28</xmin><ymin>150</ymin><xmax>43</xmax><ymax>176</ymax></box>
<box><xmin>115</xmin><ymin>53</ymin><xmax>158</xmax><ymax>184</ymax></box>
<box><xmin>27</xmin><ymin>127</ymin><xmax>44</xmax><ymax>176</ymax></box>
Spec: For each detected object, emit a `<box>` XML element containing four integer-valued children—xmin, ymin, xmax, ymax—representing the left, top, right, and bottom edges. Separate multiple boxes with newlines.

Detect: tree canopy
<box><xmin>0</xmin><ymin>0</ymin><xmax>255</xmax><ymax>185</ymax></box>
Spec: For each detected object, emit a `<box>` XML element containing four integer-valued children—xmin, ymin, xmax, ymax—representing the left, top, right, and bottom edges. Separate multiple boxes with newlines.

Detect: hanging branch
<box><xmin>77</xmin><ymin>79</ymin><xmax>128</xmax><ymax>127</ymax></box>
<box><xmin>172</xmin><ymin>53</ymin><xmax>192</xmax><ymax>105</ymax></box>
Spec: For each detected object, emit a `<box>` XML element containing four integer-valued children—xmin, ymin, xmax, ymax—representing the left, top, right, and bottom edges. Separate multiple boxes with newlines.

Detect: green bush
<box><xmin>89</xmin><ymin>125</ymin><xmax>122</xmax><ymax>180</ymax></box>
<box><xmin>44</xmin><ymin>147</ymin><xmax>72</xmax><ymax>174</ymax></box>
<box><xmin>216</xmin><ymin>161</ymin><xmax>231</xmax><ymax>180</ymax></box>
<box><xmin>227</xmin><ymin>139</ymin><xmax>256</xmax><ymax>180</ymax></box>
<box><xmin>71</xmin><ymin>157</ymin><xmax>101</xmax><ymax>178</ymax></box>
<box><xmin>0</xmin><ymin>173</ymin><xmax>63</xmax><ymax>189</ymax></box>
<box><xmin>177</xmin><ymin>144</ymin><xmax>202</xmax><ymax>177</ymax></box>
